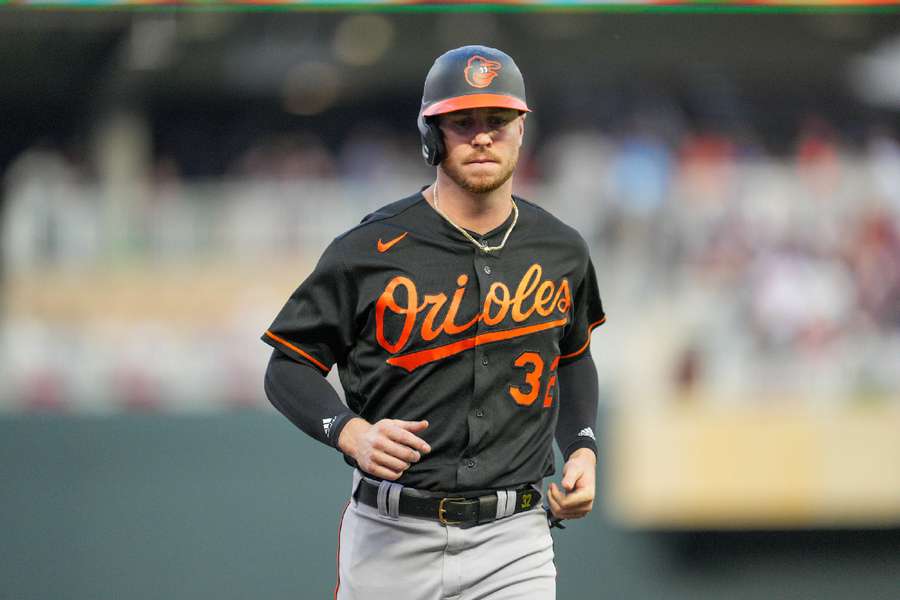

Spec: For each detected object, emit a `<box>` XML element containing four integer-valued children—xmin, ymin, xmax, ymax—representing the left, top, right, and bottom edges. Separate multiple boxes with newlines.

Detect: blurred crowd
<box><xmin>2</xmin><ymin>113</ymin><xmax>899</xmax><ymax>412</ymax></box>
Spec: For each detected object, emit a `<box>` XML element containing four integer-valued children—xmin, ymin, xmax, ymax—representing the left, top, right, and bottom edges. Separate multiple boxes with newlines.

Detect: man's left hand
<box><xmin>547</xmin><ymin>448</ymin><xmax>597</xmax><ymax>520</ymax></box>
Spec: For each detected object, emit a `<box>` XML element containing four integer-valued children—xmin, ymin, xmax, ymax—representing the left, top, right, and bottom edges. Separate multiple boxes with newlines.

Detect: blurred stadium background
<box><xmin>1</xmin><ymin>7</ymin><xmax>899</xmax><ymax>600</ymax></box>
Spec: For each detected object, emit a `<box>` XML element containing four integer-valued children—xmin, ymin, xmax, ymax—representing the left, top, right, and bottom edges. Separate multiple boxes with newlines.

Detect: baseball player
<box><xmin>262</xmin><ymin>45</ymin><xmax>605</xmax><ymax>599</ymax></box>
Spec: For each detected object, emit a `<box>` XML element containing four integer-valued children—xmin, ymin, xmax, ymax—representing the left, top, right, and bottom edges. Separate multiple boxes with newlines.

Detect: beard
<box><xmin>440</xmin><ymin>150</ymin><xmax>518</xmax><ymax>194</ymax></box>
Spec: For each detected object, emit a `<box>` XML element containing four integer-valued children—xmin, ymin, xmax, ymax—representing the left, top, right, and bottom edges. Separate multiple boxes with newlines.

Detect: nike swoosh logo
<box><xmin>386</xmin><ymin>318</ymin><xmax>568</xmax><ymax>372</ymax></box>
<box><xmin>377</xmin><ymin>232</ymin><xmax>408</xmax><ymax>253</ymax></box>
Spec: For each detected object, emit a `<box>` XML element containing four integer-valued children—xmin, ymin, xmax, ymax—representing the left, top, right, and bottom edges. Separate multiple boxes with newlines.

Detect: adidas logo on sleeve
<box><xmin>323</xmin><ymin>417</ymin><xmax>335</xmax><ymax>436</ymax></box>
<box><xmin>577</xmin><ymin>427</ymin><xmax>595</xmax><ymax>441</ymax></box>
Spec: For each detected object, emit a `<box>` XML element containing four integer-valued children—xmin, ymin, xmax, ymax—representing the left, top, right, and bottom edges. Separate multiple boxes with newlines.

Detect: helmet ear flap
<box><xmin>417</xmin><ymin>113</ymin><xmax>445</xmax><ymax>166</ymax></box>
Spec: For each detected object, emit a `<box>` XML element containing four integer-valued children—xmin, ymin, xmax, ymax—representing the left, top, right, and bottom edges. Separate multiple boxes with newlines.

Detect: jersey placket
<box><xmin>457</xmin><ymin>241</ymin><xmax>501</xmax><ymax>488</ymax></box>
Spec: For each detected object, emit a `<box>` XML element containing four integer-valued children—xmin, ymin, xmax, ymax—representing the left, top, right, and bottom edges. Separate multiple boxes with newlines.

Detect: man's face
<box><xmin>437</xmin><ymin>107</ymin><xmax>525</xmax><ymax>194</ymax></box>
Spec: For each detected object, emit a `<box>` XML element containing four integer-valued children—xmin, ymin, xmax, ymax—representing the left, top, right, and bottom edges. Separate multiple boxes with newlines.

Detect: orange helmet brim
<box><xmin>422</xmin><ymin>93</ymin><xmax>531</xmax><ymax>117</ymax></box>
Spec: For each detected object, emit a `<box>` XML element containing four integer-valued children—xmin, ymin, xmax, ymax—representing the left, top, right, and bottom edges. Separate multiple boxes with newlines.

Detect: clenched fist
<box><xmin>547</xmin><ymin>447</ymin><xmax>596</xmax><ymax>520</ymax></box>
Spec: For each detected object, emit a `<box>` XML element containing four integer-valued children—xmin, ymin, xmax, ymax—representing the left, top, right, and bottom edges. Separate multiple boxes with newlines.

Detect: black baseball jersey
<box><xmin>262</xmin><ymin>192</ymin><xmax>605</xmax><ymax>492</ymax></box>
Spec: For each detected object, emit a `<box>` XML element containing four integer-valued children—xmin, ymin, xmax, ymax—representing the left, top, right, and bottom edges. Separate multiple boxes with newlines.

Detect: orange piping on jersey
<box><xmin>333</xmin><ymin>500</ymin><xmax>350</xmax><ymax>600</ymax></box>
<box><xmin>387</xmin><ymin>318</ymin><xmax>568</xmax><ymax>373</ymax></box>
<box><xmin>264</xmin><ymin>330</ymin><xmax>330</xmax><ymax>374</ymax></box>
<box><xmin>558</xmin><ymin>316</ymin><xmax>607</xmax><ymax>361</ymax></box>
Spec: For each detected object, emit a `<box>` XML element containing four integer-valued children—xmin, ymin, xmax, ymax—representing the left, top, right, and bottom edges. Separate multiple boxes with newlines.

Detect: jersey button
<box><xmin>475</xmin><ymin>408</ymin><xmax>485</xmax><ymax>418</ymax></box>
<box><xmin>466</xmin><ymin>459</ymin><xmax>476</xmax><ymax>469</ymax></box>
<box><xmin>481</xmin><ymin>356</ymin><xmax>489</xmax><ymax>366</ymax></box>
<box><xmin>483</xmin><ymin>264</ymin><xmax>492</xmax><ymax>275</ymax></box>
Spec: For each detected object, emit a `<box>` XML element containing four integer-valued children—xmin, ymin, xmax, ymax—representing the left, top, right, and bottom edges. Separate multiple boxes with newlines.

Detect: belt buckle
<box><xmin>438</xmin><ymin>497</ymin><xmax>466</xmax><ymax>526</ymax></box>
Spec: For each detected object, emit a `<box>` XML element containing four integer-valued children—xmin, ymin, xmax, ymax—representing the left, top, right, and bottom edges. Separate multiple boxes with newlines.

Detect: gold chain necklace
<box><xmin>432</xmin><ymin>184</ymin><xmax>518</xmax><ymax>253</ymax></box>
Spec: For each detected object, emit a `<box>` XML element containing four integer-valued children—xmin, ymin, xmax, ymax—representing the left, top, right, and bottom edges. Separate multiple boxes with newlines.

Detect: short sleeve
<box><xmin>558</xmin><ymin>253</ymin><xmax>606</xmax><ymax>364</ymax></box>
<box><xmin>261</xmin><ymin>240</ymin><xmax>356</xmax><ymax>374</ymax></box>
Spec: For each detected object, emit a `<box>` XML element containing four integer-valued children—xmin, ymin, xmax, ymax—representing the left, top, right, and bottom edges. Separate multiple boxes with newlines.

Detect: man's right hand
<box><xmin>338</xmin><ymin>418</ymin><xmax>431</xmax><ymax>481</ymax></box>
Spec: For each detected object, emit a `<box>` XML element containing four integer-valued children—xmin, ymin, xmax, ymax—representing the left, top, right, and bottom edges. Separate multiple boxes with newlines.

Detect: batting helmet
<box><xmin>418</xmin><ymin>45</ymin><xmax>531</xmax><ymax>165</ymax></box>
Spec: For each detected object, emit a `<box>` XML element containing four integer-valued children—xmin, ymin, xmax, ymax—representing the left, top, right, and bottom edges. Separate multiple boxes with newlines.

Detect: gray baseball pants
<box><xmin>335</xmin><ymin>470</ymin><xmax>556</xmax><ymax>600</ymax></box>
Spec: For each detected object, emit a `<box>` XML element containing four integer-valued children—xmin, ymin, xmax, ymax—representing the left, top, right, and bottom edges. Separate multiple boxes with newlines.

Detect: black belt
<box><xmin>355</xmin><ymin>478</ymin><xmax>542</xmax><ymax>526</ymax></box>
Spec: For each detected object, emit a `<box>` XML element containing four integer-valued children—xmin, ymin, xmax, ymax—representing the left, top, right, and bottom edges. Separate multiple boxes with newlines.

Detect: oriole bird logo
<box><xmin>464</xmin><ymin>55</ymin><xmax>502</xmax><ymax>89</ymax></box>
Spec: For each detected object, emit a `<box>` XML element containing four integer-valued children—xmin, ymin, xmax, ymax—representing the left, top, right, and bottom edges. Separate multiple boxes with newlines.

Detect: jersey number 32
<box><xmin>509</xmin><ymin>351</ymin><xmax>560</xmax><ymax>408</ymax></box>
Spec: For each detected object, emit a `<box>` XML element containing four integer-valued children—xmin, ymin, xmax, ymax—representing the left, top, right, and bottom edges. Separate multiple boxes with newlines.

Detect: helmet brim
<box><xmin>422</xmin><ymin>93</ymin><xmax>531</xmax><ymax>117</ymax></box>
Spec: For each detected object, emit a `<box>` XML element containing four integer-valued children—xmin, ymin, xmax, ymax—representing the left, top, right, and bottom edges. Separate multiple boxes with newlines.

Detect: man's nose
<box><xmin>471</xmin><ymin>130</ymin><xmax>494</xmax><ymax>146</ymax></box>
